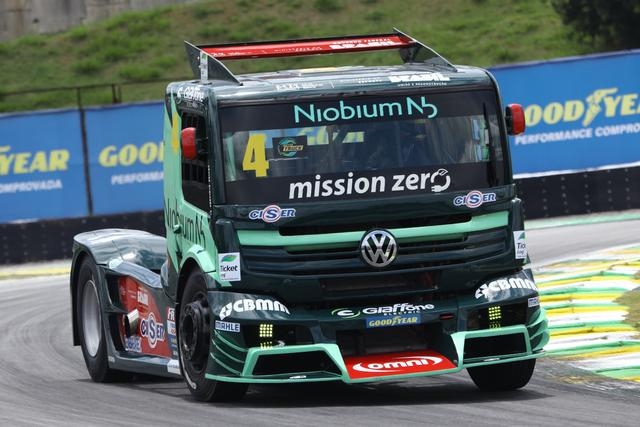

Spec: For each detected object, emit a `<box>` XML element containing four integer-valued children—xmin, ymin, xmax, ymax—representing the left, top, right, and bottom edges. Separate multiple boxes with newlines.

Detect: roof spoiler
<box><xmin>184</xmin><ymin>28</ymin><xmax>455</xmax><ymax>84</ymax></box>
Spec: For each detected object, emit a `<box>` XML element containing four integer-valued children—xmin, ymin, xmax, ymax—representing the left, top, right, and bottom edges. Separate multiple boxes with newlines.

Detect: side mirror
<box><xmin>506</xmin><ymin>104</ymin><xmax>525</xmax><ymax>135</ymax></box>
<box><xmin>180</xmin><ymin>127</ymin><xmax>198</xmax><ymax>160</ymax></box>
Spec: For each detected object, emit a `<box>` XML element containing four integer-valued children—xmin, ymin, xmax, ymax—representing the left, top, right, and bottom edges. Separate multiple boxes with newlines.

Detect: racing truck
<box><xmin>70</xmin><ymin>29</ymin><xmax>549</xmax><ymax>402</ymax></box>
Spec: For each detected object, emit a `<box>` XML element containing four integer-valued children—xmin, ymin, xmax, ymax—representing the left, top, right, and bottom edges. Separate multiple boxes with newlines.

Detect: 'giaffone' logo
<box><xmin>360</xmin><ymin>229</ymin><xmax>397</xmax><ymax>268</ymax></box>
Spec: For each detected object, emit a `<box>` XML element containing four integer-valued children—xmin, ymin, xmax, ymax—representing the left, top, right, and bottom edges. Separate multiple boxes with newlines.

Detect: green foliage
<box><xmin>314</xmin><ymin>0</ymin><xmax>344</xmax><ymax>13</ymax></box>
<box><xmin>73</xmin><ymin>58</ymin><xmax>103</xmax><ymax>75</ymax></box>
<box><xmin>68</xmin><ymin>26</ymin><xmax>89</xmax><ymax>41</ymax></box>
<box><xmin>118</xmin><ymin>65</ymin><xmax>162</xmax><ymax>81</ymax></box>
<box><xmin>617</xmin><ymin>289</ymin><xmax>640</xmax><ymax>330</ymax></box>
<box><xmin>551</xmin><ymin>0</ymin><xmax>640</xmax><ymax>49</ymax></box>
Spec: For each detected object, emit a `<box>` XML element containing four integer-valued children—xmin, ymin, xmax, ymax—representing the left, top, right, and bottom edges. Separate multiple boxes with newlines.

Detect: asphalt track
<box><xmin>1</xmin><ymin>216</ymin><xmax>640</xmax><ymax>426</ymax></box>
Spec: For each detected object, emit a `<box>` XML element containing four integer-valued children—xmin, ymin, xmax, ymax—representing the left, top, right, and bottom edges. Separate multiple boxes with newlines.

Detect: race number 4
<box><xmin>242</xmin><ymin>134</ymin><xmax>269</xmax><ymax>177</ymax></box>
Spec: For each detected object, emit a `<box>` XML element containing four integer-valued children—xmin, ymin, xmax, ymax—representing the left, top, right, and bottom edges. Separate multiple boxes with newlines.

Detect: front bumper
<box><xmin>204</xmin><ymin>270</ymin><xmax>549</xmax><ymax>384</ymax></box>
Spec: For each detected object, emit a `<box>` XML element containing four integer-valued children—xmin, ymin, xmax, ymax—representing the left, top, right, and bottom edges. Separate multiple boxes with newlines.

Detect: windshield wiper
<box><xmin>483</xmin><ymin>103</ymin><xmax>498</xmax><ymax>186</ymax></box>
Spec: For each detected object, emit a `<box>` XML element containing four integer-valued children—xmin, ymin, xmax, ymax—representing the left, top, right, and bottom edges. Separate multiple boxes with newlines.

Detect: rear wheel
<box><xmin>76</xmin><ymin>258</ymin><xmax>126</xmax><ymax>382</ymax></box>
<box><xmin>467</xmin><ymin>358</ymin><xmax>536</xmax><ymax>391</ymax></box>
<box><xmin>179</xmin><ymin>269</ymin><xmax>248</xmax><ymax>402</ymax></box>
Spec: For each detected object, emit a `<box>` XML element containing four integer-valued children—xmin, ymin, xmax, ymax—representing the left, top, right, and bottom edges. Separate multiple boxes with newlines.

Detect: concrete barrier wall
<box><xmin>0</xmin><ymin>0</ymin><xmax>198</xmax><ymax>41</ymax></box>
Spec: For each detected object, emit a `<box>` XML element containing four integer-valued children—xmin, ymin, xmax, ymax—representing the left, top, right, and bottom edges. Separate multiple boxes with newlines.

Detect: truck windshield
<box><xmin>220</xmin><ymin>90</ymin><xmax>505</xmax><ymax>204</ymax></box>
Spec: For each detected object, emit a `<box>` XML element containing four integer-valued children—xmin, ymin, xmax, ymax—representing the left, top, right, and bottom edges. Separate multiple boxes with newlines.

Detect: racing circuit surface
<box><xmin>1</xmin><ymin>218</ymin><xmax>639</xmax><ymax>426</ymax></box>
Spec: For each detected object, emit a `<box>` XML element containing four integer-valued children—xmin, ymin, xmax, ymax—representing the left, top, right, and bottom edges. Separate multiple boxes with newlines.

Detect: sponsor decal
<box><xmin>140</xmin><ymin>312</ymin><xmax>166</xmax><ymax>349</ymax></box>
<box><xmin>219</xmin><ymin>298</ymin><xmax>290</xmax><ymax>321</ymax></box>
<box><xmin>248</xmin><ymin>204</ymin><xmax>296</xmax><ymax>223</ymax></box>
<box><xmin>389</xmin><ymin>73</ymin><xmax>451</xmax><ymax>87</ymax></box>
<box><xmin>528</xmin><ymin>296</ymin><xmax>540</xmax><ymax>308</ymax></box>
<box><xmin>276</xmin><ymin>81</ymin><xmax>332</xmax><ymax>91</ymax></box>
<box><xmin>167</xmin><ymin>308</ymin><xmax>176</xmax><ymax>337</ymax></box>
<box><xmin>164</xmin><ymin>198</ymin><xmax>206</xmax><ymax>247</ymax></box>
<box><xmin>218</xmin><ymin>252</ymin><xmax>241</xmax><ymax>281</ymax></box>
<box><xmin>215</xmin><ymin>320</ymin><xmax>241</xmax><ymax>333</ymax></box>
<box><xmin>345</xmin><ymin>350</ymin><xmax>456</xmax><ymax>379</ymax></box>
<box><xmin>513</xmin><ymin>231</ymin><xmax>528</xmax><ymax>260</ymax></box>
<box><xmin>137</xmin><ymin>290</ymin><xmax>149</xmax><ymax>306</ymax></box>
<box><xmin>293</xmin><ymin>96</ymin><xmax>438</xmax><ymax>125</ymax></box>
<box><xmin>338</xmin><ymin>77</ymin><xmax>387</xmax><ymax>85</ymax></box>
<box><xmin>167</xmin><ymin>359</ymin><xmax>180</xmax><ymax>374</ymax></box>
<box><xmin>176</xmin><ymin>84</ymin><xmax>206</xmax><ymax>103</ymax></box>
<box><xmin>389</xmin><ymin>73</ymin><xmax>451</xmax><ymax>83</ymax></box>
<box><xmin>198</xmin><ymin>51</ymin><xmax>209</xmax><ymax>80</ymax></box>
<box><xmin>274</xmin><ymin>136</ymin><xmax>306</xmax><ymax>158</ymax></box>
<box><xmin>124</xmin><ymin>335</ymin><xmax>142</xmax><ymax>353</ymax></box>
<box><xmin>332</xmin><ymin>302</ymin><xmax>435</xmax><ymax>319</ymax></box>
<box><xmin>475</xmin><ymin>277</ymin><xmax>537</xmax><ymax>299</ymax></box>
<box><xmin>329</xmin><ymin>39</ymin><xmax>402</xmax><ymax>50</ymax></box>
<box><xmin>453</xmin><ymin>190</ymin><xmax>496</xmax><ymax>208</ymax></box>
<box><xmin>360</xmin><ymin>229</ymin><xmax>397</xmax><ymax>268</ymax></box>
<box><xmin>167</xmin><ymin>308</ymin><xmax>178</xmax><ymax>358</ymax></box>
<box><xmin>366</xmin><ymin>314</ymin><xmax>419</xmax><ymax>328</ymax></box>
<box><xmin>288</xmin><ymin>168</ymin><xmax>450</xmax><ymax>200</ymax></box>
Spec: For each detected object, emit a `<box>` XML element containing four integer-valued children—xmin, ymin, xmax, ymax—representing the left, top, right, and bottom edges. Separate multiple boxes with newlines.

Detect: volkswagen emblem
<box><xmin>360</xmin><ymin>229</ymin><xmax>397</xmax><ymax>268</ymax></box>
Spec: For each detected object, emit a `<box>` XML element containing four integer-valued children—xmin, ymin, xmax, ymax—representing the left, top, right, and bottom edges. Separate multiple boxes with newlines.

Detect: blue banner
<box><xmin>0</xmin><ymin>109</ymin><xmax>88</xmax><ymax>223</ymax></box>
<box><xmin>491</xmin><ymin>50</ymin><xmax>640</xmax><ymax>175</ymax></box>
<box><xmin>84</xmin><ymin>102</ymin><xmax>164</xmax><ymax>215</ymax></box>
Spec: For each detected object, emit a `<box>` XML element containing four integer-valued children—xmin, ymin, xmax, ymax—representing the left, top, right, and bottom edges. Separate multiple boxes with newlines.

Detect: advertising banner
<box><xmin>0</xmin><ymin>109</ymin><xmax>88</xmax><ymax>223</ymax></box>
<box><xmin>84</xmin><ymin>102</ymin><xmax>164</xmax><ymax>215</ymax></box>
<box><xmin>491</xmin><ymin>50</ymin><xmax>640</xmax><ymax>176</ymax></box>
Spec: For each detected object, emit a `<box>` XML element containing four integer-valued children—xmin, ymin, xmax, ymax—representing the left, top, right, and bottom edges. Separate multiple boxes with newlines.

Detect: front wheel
<box><xmin>76</xmin><ymin>257</ymin><xmax>128</xmax><ymax>382</ymax></box>
<box><xmin>467</xmin><ymin>358</ymin><xmax>536</xmax><ymax>391</ymax></box>
<box><xmin>179</xmin><ymin>269</ymin><xmax>248</xmax><ymax>402</ymax></box>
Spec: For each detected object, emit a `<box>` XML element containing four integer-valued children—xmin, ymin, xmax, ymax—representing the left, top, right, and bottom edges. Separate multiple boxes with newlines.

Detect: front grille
<box><xmin>464</xmin><ymin>333</ymin><xmax>527</xmax><ymax>360</ymax></box>
<box><xmin>252</xmin><ymin>351</ymin><xmax>341</xmax><ymax>376</ymax></box>
<box><xmin>242</xmin><ymin>228</ymin><xmax>507</xmax><ymax>278</ymax></box>
<box><xmin>336</xmin><ymin>324</ymin><xmax>431</xmax><ymax>356</ymax></box>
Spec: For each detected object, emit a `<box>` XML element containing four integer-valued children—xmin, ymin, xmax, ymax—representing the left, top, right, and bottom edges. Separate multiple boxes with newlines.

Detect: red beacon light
<box><xmin>506</xmin><ymin>104</ymin><xmax>526</xmax><ymax>135</ymax></box>
<box><xmin>180</xmin><ymin>127</ymin><xmax>198</xmax><ymax>160</ymax></box>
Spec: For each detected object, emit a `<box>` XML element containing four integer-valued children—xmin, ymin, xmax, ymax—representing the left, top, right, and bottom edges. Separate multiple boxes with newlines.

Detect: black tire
<box><xmin>179</xmin><ymin>269</ymin><xmax>248</xmax><ymax>402</ymax></box>
<box><xmin>467</xmin><ymin>358</ymin><xmax>536</xmax><ymax>391</ymax></box>
<box><xmin>76</xmin><ymin>257</ymin><xmax>127</xmax><ymax>382</ymax></box>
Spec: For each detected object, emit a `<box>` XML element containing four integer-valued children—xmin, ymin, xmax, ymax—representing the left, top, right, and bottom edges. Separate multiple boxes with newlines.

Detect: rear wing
<box><xmin>184</xmin><ymin>28</ymin><xmax>455</xmax><ymax>84</ymax></box>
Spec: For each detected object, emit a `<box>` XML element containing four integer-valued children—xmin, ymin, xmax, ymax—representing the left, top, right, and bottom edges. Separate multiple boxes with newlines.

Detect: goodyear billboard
<box><xmin>84</xmin><ymin>102</ymin><xmax>164</xmax><ymax>215</ymax></box>
<box><xmin>491</xmin><ymin>50</ymin><xmax>640</xmax><ymax>176</ymax></box>
<box><xmin>0</xmin><ymin>109</ymin><xmax>88</xmax><ymax>223</ymax></box>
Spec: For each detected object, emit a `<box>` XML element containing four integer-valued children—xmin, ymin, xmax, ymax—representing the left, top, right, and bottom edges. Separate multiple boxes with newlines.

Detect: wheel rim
<box><xmin>180</xmin><ymin>295</ymin><xmax>209</xmax><ymax>373</ymax></box>
<box><xmin>81</xmin><ymin>278</ymin><xmax>102</xmax><ymax>357</ymax></box>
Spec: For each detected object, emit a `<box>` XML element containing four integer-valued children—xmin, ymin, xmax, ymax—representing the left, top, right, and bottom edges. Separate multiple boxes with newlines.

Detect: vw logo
<box><xmin>360</xmin><ymin>229</ymin><xmax>397</xmax><ymax>268</ymax></box>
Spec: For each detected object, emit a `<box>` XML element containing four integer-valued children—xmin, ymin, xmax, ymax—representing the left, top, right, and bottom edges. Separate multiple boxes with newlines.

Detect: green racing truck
<box><xmin>70</xmin><ymin>29</ymin><xmax>549</xmax><ymax>402</ymax></box>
